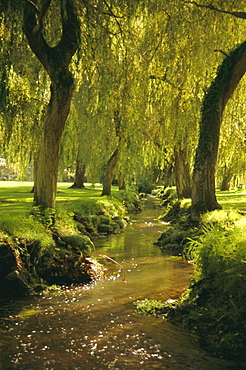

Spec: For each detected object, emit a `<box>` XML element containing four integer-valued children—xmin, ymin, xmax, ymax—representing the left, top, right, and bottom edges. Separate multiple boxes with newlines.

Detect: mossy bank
<box><xmin>0</xmin><ymin>182</ymin><xmax>141</xmax><ymax>301</ymax></box>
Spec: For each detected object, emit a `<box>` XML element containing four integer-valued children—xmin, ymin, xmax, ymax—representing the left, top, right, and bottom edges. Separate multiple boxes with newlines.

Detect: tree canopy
<box><xmin>0</xmin><ymin>0</ymin><xmax>246</xmax><ymax>211</ymax></box>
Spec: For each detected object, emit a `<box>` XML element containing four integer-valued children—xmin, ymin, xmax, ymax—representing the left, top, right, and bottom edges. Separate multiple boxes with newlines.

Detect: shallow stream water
<box><xmin>0</xmin><ymin>198</ymin><xmax>235</xmax><ymax>369</ymax></box>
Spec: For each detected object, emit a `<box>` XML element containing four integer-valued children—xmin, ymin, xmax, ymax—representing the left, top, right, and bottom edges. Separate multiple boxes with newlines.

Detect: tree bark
<box><xmin>117</xmin><ymin>171</ymin><xmax>126</xmax><ymax>190</ymax></box>
<box><xmin>220</xmin><ymin>166</ymin><xmax>233</xmax><ymax>191</ymax></box>
<box><xmin>163</xmin><ymin>163</ymin><xmax>175</xmax><ymax>188</ymax></box>
<box><xmin>24</xmin><ymin>0</ymin><xmax>80</xmax><ymax>209</ymax></box>
<box><xmin>70</xmin><ymin>162</ymin><xmax>86</xmax><ymax>189</ymax></box>
<box><xmin>174</xmin><ymin>148</ymin><xmax>192</xmax><ymax>198</ymax></box>
<box><xmin>101</xmin><ymin>110</ymin><xmax>122</xmax><ymax>196</ymax></box>
<box><xmin>101</xmin><ymin>149</ymin><xmax>119</xmax><ymax>196</ymax></box>
<box><xmin>191</xmin><ymin>41</ymin><xmax>246</xmax><ymax>214</ymax></box>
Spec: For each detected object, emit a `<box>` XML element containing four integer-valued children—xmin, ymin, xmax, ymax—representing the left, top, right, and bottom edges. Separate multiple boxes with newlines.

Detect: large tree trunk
<box><xmin>174</xmin><ymin>148</ymin><xmax>192</xmax><ymax>198</ymax></box>
<box><xmin>192</xmin><ymin>42</ymin><xmax>246</xmax><ymax>215</ymax></box>
<box><xmin>24</xmin><ymin>0</ymin><xmax>80</xmax><ymax>209</ymax></box>
<box><xmin>34</xmin><ymin>76</ymin><xmax>74</xmax><ymax>208</ymax></box>
<box><xmin>101</xmin><ymin>149</ymin><xmax>119</xmax><ymax>196</ymax></box>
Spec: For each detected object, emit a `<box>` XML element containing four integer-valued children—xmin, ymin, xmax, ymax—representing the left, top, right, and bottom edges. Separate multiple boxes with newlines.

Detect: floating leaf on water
<box><xmin>18</xmin><ymin>308</ymin><xmax>40</xmax><ymax>319</ymax></box>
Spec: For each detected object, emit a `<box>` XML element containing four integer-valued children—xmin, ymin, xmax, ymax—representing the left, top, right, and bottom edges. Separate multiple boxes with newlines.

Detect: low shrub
<box><xmin>136</xmin><ymin>179</ymin><xmax>155</xmax><ymax>194</ymax></box>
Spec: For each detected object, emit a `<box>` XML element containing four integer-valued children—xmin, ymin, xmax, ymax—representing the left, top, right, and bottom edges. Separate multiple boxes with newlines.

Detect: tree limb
<box><xmin>149</xmin><ymin>70</ymin><xmax>183</xmax><ymax>91</ymax></box>
<box><xmin>56</xmin><ymin>0</ymin><xmax>81</xmax><ymax>64</ymax></box>
<box><xmin>184</xmin><ymin>1</ymin><xmax>246</xmax><ymax>19</ymax></box>
<box><xmin>214</xmin><ymin>49</ymin><xmax>229</xmax><ymax>57</ymax></box>
<box><xmin>26</xmin><ymin>0</ymin><xmax>39</xmax><ymax>13</ymax></box>
<box><xmin>27</xmin><ymin>0</ymin><xmax>52</xmax><ymax>34</ymax></box>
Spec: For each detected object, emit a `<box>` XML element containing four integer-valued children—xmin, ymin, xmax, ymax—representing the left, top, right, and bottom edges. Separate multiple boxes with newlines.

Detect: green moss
<box><xmin>98</xmin><ymin>223</ymin><xmax>114</xmax><ymax>234</ymax></box>
<box><xmin>133</xmin><ymin>299</ymin><xmax>165</xmax><ymax>316</ymax></box>
<box><xmin>0</xmin><ymin>182</ymin><xmax>133</xmax><ymax>297</ymax></box>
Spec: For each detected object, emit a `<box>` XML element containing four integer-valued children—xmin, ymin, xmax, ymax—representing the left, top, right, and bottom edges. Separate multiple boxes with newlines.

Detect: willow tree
<box><xmin>192</xmin><ymin>42</ymin><xmax>246</xmax><ymax>212</ymax></box>
<box><xmin>143</xmin><ymin>2</ymin><xmax>246</xmax><ymax>201</ymax></box>
<box><xmin>0</xmin><ymin>3</ymin><xmax>47</xmax><ymax>179</ymax></box>
<box><xmin>141</xmin><ymin>1</ymin><xmax>214</xmax><ymax>197</ymax></box>
<box><xmin>69</xmin><ymin>0</ymin><xmax>153</xmax><ymax>195</ymax></box>
<box><xmin>189</xmin><ymin>4</ymin><xmax>246</xmax><ymax>213</ymax></box>
<box><xmin>23</xmin><ymin>0</ymin><xmax>80</xmax><ymax>209</ymax></box>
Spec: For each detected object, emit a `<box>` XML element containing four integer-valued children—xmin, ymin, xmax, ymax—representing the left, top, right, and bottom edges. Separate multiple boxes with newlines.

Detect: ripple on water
<box><xmin>0</xmin><ymin>202</ymin><xmax>235</xmax><ymax>369</ymax></box>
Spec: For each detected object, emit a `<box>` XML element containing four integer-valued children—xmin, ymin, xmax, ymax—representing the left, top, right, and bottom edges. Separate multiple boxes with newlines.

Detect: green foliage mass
<box><xmin>169</xmin><ymin>210</ymin><xmax>246</xmax><ymax>359</ymax></box>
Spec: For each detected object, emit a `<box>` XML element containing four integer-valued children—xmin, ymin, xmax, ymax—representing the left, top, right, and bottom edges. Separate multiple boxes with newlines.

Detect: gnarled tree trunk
<box><xmin>192</xmin><ymin>42</ymin><xmax>246</xmax><ymax>215</ymax></box>
<box><xmin>24</xmin><ymin>0</ymin><xmax>80</xmax><ymax>209</ymax></box>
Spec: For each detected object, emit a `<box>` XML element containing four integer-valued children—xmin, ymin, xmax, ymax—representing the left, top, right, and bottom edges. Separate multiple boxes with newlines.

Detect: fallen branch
<box><xmin>98</xmin><ymin>254</ymin><xmax>127</xmax><ymax>282</ymax></box>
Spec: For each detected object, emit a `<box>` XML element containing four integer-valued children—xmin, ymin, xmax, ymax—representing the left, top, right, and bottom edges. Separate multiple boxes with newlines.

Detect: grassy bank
<box><xmin>0</xmin><ymin>181</ymin><xmax>140</xmax><ymax>299</ymax></box>
<box><xmin>0</xmin><ymin>181</ymin><xmax>140</xmax><ymax>237</ymax></box>
<box><xmin>138</xmin><ymin>188</ymin><xmax>246</xmax><ymax>362</ymax></box>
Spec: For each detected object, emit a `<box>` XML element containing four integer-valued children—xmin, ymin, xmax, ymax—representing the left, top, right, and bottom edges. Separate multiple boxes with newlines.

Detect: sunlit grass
<box><xmin>1</xmin><ymin>183</ymin><xmax>246</xmax><ymax>216</ymax></box>
<box><xmin>216</xmin><ymin>189</ymin><xmax>246</xmax><ymax>211</ymax></box>
<box><xmin>0</xmin><ymin>182</ymin><xmax>126</xmax><ymax>241</ymax></box>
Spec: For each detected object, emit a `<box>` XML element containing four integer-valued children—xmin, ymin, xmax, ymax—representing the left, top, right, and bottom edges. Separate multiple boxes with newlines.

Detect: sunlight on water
<box><xmin>0</xmin><ymin>199</ymin><xmax>232</xmax><ymax>369</ymax></box>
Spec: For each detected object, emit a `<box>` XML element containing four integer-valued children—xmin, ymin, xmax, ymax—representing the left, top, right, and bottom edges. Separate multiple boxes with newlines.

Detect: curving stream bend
<box><xmin>0</xmin><ymin>198</ymin><xmax>233</xmax><ymax>369</ymax></box>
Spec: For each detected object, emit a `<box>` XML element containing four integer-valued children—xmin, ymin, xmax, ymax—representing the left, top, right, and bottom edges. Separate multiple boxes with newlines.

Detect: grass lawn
<box><xmin>1</xmin><ymin>182</ymin><xmax>246</xmax><ymax>217</ymax></box>
<box><xmin>0</xmin><ymin>181</ymin><xmax>121</xmax><ymax>216</ymax></box>
<box><xmin>0</xmin><ymin>181</ymin><xmax>129</xmax><ymax>241</ymax></box>
<box><xmin>217</xmin><ymin>189</ymin><xmax>246</xmax><ymax>211</ymax></box>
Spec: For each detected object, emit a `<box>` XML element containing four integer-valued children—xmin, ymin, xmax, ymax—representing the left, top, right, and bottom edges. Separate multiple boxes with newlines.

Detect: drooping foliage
<box><xmin>0</xmin><ymin>1</ymin><xmax>246</xmax><ymax>206</ymax></box>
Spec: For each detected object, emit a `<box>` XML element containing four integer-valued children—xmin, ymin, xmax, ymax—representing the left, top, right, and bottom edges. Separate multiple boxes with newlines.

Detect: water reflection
<box><xmin>0</xmin><ymin>199</ymin><xmax>233</xmax><ymax>369</ymax></box>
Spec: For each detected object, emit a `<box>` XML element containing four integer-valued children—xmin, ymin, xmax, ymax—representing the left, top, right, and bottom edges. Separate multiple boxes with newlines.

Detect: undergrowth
<box><xmin>168</xmin><ymin>210</ymin><xmax>246</xmax><ymax>360</ymax></box>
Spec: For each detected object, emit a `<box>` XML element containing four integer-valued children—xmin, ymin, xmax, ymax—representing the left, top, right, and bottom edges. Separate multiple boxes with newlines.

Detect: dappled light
<box><xmin>1</xmin><ymin>200</ymin><xmax>226</xmax><ymax>369</ymax></box>
<box><xmin>1</xmin><ymin>0</ymin><xmax>246</xmax><ymax>367</ymax></box>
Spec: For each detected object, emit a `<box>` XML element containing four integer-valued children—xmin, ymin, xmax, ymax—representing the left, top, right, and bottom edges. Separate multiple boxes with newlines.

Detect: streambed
<box><xmin>0</xmin><ymin>198</ymin><xmax>232</xmax><ymax>369</ymax></box>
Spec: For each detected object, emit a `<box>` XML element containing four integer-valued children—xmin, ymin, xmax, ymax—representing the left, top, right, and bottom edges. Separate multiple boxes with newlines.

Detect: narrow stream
<box><xmin>0</xmin><ymin>198</ymin><xmax>233</xmax><ymax>369</ymax></box>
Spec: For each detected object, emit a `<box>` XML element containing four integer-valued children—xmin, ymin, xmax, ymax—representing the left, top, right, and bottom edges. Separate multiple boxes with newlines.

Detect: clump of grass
<box><xmin>171</xmin><ymin>210</ymin><xmax>246</xmax><ymax>360</ymax></box>
<box><xmin>133</xmin><ymin>299</ymin><xmax>165</xmax><ymax>316</ymax></box>
<box><xmin>159</xmin><ymin>187</ymin><xmax>178</xmax><ymax>207</ymax></box>
<box><xmin>113</xmin><ymin>190</ymin><xmax>141</xmax><ymax>213</ymax></box>
<box><xmin>202</xmin><ymin>209</ymin><xmax>240</xmax><ymax>227</ymax></box>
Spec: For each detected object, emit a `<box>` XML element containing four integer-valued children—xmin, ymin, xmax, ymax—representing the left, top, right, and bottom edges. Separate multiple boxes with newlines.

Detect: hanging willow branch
<box><xmin>214</xmin><ymin>49</ymin><xmax>229</xmax><ymax>57</ymax></box>
<box><xmin>184</xmin><ymin>2</ymin><xmax>246</xmax><ymax>20</ymax></box>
